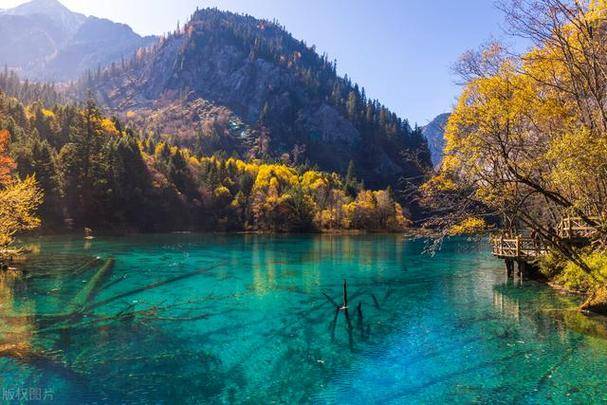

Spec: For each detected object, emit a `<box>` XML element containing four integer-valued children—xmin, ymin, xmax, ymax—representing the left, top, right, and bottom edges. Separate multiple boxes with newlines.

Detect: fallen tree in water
<box><xmin>0</xmin><ymin>342</ymin><xmax>86</xmax><ymax>382</ymax></box>
<box><xmin>67</xmin><ymin>258</ymin><xmax>115</xmax><ymax>313</ymax></box>
<box><xmin>0</xmin><ymin>257</ymin><xmax>229</xmax><ymax>383</ymax></box>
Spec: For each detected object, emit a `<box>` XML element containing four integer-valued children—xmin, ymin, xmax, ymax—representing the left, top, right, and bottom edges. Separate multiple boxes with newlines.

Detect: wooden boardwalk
<box><xmin>490</xmin><ymin>236</ymin><xmax>546</xmax><ymax>280</ymax></box>
<box><xmin>557</xmin><ymin>216</ymin><xmax>600</xmax><ymax>239</ymax></box>
<box><xmin>491</xmin><ymin>216</ymin><xmax>601</xmax><ymax>262</ymax></box>
<box><xmin>490</xmin><ymin>236</ymin><xmax>547</xmax><ymax>260</ymax></box>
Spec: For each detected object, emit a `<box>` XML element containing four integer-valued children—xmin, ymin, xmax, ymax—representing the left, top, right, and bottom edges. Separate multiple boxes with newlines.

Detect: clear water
<box><xmin>1</xmin><ymin>234</ymin><xmax>606</xmax><ymax>404</ymax></box>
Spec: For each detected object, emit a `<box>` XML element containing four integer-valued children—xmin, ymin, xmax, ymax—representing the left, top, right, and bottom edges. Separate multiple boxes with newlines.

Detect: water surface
<box><xmin>1</xmin><ymin>234</ymin><xmax>606</xmax><ymax>403</ymax></box>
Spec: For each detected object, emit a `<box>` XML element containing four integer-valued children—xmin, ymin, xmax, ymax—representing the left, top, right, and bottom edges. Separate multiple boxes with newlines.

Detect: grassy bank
<box><xmin>539</xmin><ymin>250</ymin><xmax>607</xmax><ymax>314</ymax></box>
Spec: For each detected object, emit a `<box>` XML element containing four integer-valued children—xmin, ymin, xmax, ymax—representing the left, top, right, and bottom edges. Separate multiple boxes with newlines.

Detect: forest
<box><xmin>0</xmin><ymin>71</ymin><xmax>409</xmax><ymax>252</ymax></box>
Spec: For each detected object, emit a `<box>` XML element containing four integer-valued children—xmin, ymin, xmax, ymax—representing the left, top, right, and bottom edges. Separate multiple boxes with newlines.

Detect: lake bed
<box><xmin>1</xmin><ymin>234</ymin><xmax>605</xmax><ymax>403</ymax></box>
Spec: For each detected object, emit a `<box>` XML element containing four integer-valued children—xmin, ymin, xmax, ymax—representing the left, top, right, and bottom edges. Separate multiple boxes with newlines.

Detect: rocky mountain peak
<box><xmin>0</xmin><ymin>0</ymin><xmax>156</xmax><ymax>81</ymax></box>
<box><xmin>422</xmin><ymin>113</ymin><xmax>450</xmax><ymax>168</ymax></box>
<box><xmin>2</xmin><ymin>0</ymin><xmax>86</xmax><ymax>34</ymax></box>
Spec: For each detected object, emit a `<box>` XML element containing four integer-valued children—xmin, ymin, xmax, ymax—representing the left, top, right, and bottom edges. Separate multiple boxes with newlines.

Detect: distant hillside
<box><xmin>422</xmin><ymin>113</ymin><xmax>450</xmax><ymax>168</ymax></box>
<box><xmin>0</xmin><ymin>75</ymin><xmax>411</xmax><ymax>233</ymax></box>
<box><xmin>79</xmin><ymin>8</ymin><xmax>431</xmax><ymax>190</ymax></box>
<box><xmin>0</xmin><ymin>0</ymin><xmax>157</xmax><ymax>81</ymax></box>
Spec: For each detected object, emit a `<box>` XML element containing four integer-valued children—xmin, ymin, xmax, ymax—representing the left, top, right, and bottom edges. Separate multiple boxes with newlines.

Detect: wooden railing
<box><xmin>491</xmin><ymin>216</ymin><xmax>602</xmax><ymax>261</ymax></box>
<box><xmin>490</xmin><ymin>235</ymin><xmax>547</xmax><ymax>259</ymax></box>
<box><xmin>557</xmin><ymin>216</ymin><xmax>601</xmax><ymax>239</ymax></box>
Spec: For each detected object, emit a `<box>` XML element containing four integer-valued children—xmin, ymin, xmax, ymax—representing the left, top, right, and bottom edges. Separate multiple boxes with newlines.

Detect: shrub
<box><xmin>538</xmin><ymin>249</ymin><xmax>567</xmax><ymax>279</ymax></box>
<box><xmin>556</xmin><ymin>251</ymin><xmax>607</xmax><ymax>292</ymax></box>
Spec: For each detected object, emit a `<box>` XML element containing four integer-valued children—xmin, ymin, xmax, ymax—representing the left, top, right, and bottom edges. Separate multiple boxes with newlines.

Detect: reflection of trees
<box><xmin>492</xmin><ymin>282</ymin><xmax>607</xmax><ymax>341</ymax></box>
<box><xmin>493</xmin><ymin>286</ymin><xmax>522</xmax><ymax>321</ymax></box>
<box><xmin>248</xmin><ymin>234</ymin><xmax>408</xmax><ymax>296</ymax></box>
<box><xmin>487</xmin><ymin>281</ymin><xmax>607</xmax><ymax>402</ymax></box>
<box><xmin>0</xmin><ymin>271</ymin><xmax>35</xmax><ymax>353</ymax></box>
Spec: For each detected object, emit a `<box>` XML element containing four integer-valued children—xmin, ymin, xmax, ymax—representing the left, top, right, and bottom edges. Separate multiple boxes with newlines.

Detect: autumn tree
<box><xmin>0</xmin><ymin>129</ymin><xmax>43</xmax><ymax>249</ymax></box>
<box><xmin>424</xmin><ymin>0</ymin><xmax>607</xmax><ymax>271</ymax></box>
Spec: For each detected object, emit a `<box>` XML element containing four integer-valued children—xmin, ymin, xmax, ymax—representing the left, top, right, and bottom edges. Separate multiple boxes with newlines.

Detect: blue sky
<box><xmin>1</xmin><ymin>0</ymin><xmax>515</xmax><ymax>125</ymax></box>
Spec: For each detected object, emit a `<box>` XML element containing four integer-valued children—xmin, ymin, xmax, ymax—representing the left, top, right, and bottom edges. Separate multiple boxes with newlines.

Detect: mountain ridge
<box><xmin>1</xmin><ymin>0</ymin><xmax>86</xmax><ymax>33</ymax></box>
<box><xmin>0</xmin><ymin>0</ymin><xmax>157</xmax><ymax>81</ymax></box>
<box><xmin>80</xmin><ymin>8</ymin><xmax>431</xmax><ymax>190</ymax></box>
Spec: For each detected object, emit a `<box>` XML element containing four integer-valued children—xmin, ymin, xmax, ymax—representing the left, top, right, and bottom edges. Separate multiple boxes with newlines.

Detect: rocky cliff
<box><xmin>422</xmin><ymin>113</ymin><xmax>450</xmax><ymax>168</ymax></box>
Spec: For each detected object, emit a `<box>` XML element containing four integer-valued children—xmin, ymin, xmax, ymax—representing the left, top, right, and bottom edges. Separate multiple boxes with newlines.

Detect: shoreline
<box><xmin>21</xmin><ymin>227</ymin><xmax>433</xmax><ymax>239</ymax></box>
<box><xmin>496</xmin><ymin>253</ymin><xmax>604</xmax><ymax>316</ymax></box>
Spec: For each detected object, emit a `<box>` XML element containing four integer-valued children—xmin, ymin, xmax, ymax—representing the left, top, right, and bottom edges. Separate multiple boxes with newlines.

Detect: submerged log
<box><xmin>68</xmin><ymin>258</ymin><xmax>115</xmax><ymax>313</ymax></box>
<box><xmin>26</xmin><ymin>257</ymin><xmax>102</xmax><ymax>280</ymax></box>
<box><xmin>357</xmin><ymin>302</ymin><xmax>366</xmax><ymax>339</ymax></box>
<box><xmin>371</xmin><ymin>293</ymin><xmax>380</xmax><ymax>309</ymax></box>
<box><xmin>0</xmin><ymin>342</ymin><xmax>85</xmax><ymax>382</ymax></box>
<box><xmin>322</xmin><ymin>292</ymin><xmax>340</xmax><ymax>309</ymax></box>
<box><xmin>72</xmin><ymin>257</ymin><xmax>103</xmax><ymax>277</ymax></box>
<box><xmin>86</xmin><ymin>261</ymin><xmax>227</xmax><ymax>312</ymax></box>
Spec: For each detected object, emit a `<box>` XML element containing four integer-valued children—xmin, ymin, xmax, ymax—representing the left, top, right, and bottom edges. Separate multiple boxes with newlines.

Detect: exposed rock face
<box><xmin>85</xmin><ymin>9</ymin><xmax>431</xmax><ymax>189</ymax></box>
<box><xmin>304</xmin><ymin>104</ymin><xmax>360</xmax><ymax>145</ymax></box>
<box><xmin>0</xmin><ymin>0</ymin><xmax>156</xmax><ymax>81</ymax></box>
<box><xmin>422</xmin><ymin>113</ymin><xmax>450</xmax><ymax>168</ymax></box>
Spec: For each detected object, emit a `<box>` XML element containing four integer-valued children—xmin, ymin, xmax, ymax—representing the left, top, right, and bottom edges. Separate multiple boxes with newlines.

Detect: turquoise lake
<box><xmin>1</xmin><ymin>234</ymin><xmax>607</xmax><ymax>403</ymax></box>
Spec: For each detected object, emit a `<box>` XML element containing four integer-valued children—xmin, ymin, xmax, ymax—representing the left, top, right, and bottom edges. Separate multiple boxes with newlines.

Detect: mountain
<box><xmin>0</xmin><ymin>0</ymin><xmax>157</xmax><ymax>81</ymax></box>
<box><xmin>2</xmin><ymin>0</ymin><xmax>85</xmax><ymax>35</ymax></box>
<box><xmin>81</xmin><ymin>8</ymin><xmax>431</xmax><ymax>190</ymax></box>
<box><xmin>422</xmin><ymin>113</ymin><xmax>450</xmax><ymax>168</ymax></box>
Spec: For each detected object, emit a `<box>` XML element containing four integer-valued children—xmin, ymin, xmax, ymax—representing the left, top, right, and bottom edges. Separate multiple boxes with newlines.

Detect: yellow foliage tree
<box><xmin>425</xmin><ymin>0</ymin><xmax>607</xmax><ymax>270</ymax></box>
<box><xmin>0</xmin><ymin>177</ymin><xmax>43</xmax><ymax>247</ymax></box>
<box><xmin>0</xmin><ymin>130</ymin><xmax>43</xmax><ymax>249</ymax></box>
<box><xmin>448</xmin><ymin>217</ymin><xmax>488</xmax><ymax>236</ymax></box>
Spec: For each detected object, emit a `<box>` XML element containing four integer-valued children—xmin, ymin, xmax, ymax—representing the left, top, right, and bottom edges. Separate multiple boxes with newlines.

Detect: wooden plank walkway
<box><xmin>557</xmin><ymin>216</ymin><xmax>600</xmax><ymax>239</ymax></box>
<box><xmin>491</xmin><ymin>216</ymin><xmax>601</xmax><ymax>261</ymax></box>
<box><xmin>490</xmin><ymin>236</ymin><xmax>547</xmax><ymax>260</ymax></box>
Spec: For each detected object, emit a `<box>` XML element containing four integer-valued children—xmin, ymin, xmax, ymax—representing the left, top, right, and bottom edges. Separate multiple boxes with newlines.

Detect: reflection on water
<box><xmin>493</xmin><ymin>284</ymin><xmax>522</xmax><ymax>321</ymax></box>
<box><xmin>0</xmin><ymin>271</ymin><xmax>35</xmax><ymax>353</ymax></box>
<box><xmin>0</xmin><ymin>234</ymin><xmax>606</xmax><ymax>403</ymax></box>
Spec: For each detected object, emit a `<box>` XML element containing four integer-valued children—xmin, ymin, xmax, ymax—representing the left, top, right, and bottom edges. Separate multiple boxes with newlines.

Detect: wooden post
<box><xmin>342</xmin><ymin>279</ymin><xmax>348</xmax><ymax>309</ymax></box>
<box><xmin>516</xmin><ymin>260</ymin><xmax>526</xmax><ymax>281</ymax></box>
<box><xmin>515</xmin><ymin>236</ymin><xmax>520</xmax><ymax>258</ymax></box>
<box><xmin>505</xmin><ymin>259</ymin><xmax>514</xmax><ymax>278</ymax></box>
<box><xmin>342</xmin><ymin>280</ymin><xmax>353</xmax><ymax>333</ymax></box>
